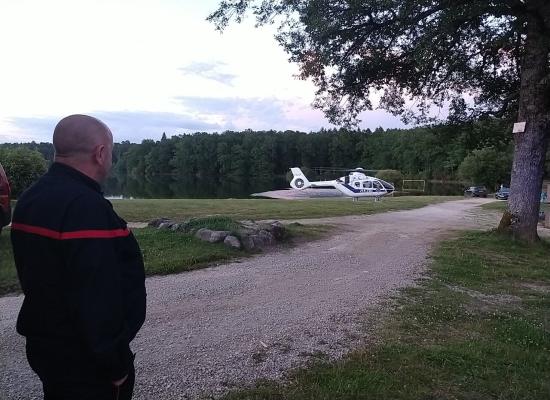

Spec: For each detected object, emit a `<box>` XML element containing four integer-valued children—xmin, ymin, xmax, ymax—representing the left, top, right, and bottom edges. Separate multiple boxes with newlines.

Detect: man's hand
<box><xmin>112</xmin><ymin>374</ymin><xmax>128</xmax><ymax>387</ymax></box>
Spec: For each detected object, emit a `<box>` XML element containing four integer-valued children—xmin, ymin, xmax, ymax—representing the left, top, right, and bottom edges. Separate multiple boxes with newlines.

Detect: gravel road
<box><xmin>0</xmin><ymin>198</ymin><xmax>498</xmax><ymax>399</ymax></box>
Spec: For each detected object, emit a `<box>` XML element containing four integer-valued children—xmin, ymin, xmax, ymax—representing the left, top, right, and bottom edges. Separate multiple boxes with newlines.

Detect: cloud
<box><xmin>177</xmin><ymin>95</ymin><xmax>298</xmax><ymax>130</ymax></box>
<box><xmin>9</xmin><ymin>111</ymin><xmax>221</xmax><ymax>143</ymax></box>
<box><xmin>176</xmin><ymin>95</ymin><xmax>408</xmax><ymax>133</ymax></box>
<box><xmin>4</xmin><ymin>117</ymin><xmax>58</xmax><ymax>143</ymax></box>
<box><xmin>4</xmin><ymin>101</ymin><xmax>406</xmax><ymax>144</ymax></box>
<box><xmin>358</xmin><ymin>109</ymin><xmax>407</xmax><ymax>130</ymax></box>
<box><xmin>95</xmin><ymin>111</ymin><xmax>221</xmax><ymax>139</ymax></box>
<box><xmin>177</xmin><ymin>95</ymin><xmax>344</xmax><ymax>132</ymax></box>
<box><xmin>180</xmin><ymin>61</ymin><xmax>237</xmax><ymax>86</ymax></box>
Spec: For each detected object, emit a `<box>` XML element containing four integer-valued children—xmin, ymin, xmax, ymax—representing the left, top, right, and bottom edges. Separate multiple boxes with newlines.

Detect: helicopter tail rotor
<box><xmin>290</xmin><ymin>167</ymin><xmax>311</xmax><ymax>190</ymax></box>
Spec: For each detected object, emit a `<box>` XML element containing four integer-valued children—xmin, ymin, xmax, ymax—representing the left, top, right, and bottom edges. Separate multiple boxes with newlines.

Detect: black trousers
<box><xmin>26</xmin><ymin>341</ymin><xmax>136</xmax><ymax>400</ymax></box>
<box><xmin>41</xmin><ymin>360</ymin><xmax>135</xmax><ymax>400</ymax></box>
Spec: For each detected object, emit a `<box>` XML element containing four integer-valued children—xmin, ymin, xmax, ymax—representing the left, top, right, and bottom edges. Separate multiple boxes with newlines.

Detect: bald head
<box><xmin>53</xmin><ymin>114</ymin><xmax>114</xmax><ymax>182</ymax></box>
<box><xmin>53</xmin><ymin>114</ymin><xmax>112</xmax><ymax>157</ymax></box>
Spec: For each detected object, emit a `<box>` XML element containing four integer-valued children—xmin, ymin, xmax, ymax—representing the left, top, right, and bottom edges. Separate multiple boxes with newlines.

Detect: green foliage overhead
<box><xmin>208</xmin><ymin>1</ymin><xmax>547</xmax><ymax>126</ymax></box>
<box><xmin>458</xmin><ymin>147</ymin><xmax>513</xmax><ymax>188</ymax></box>
<box><xmin>0</xmin><ymin>147</ymin><xmax>47</xmax><ymax>197</ymax></box>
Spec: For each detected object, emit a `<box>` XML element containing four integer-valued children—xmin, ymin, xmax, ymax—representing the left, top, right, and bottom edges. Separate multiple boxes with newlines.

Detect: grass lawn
<box><xmin>136</xmin><ymin>222</ymin><xmax>331</xmax><ymax>276</ymax></box>
<box><xmin>0</xmin><ymin>230</ymin><xmax>18</xmax><ymax>295</ymax></box>
<box><xmin>0</xmin><ymin>194</ymin><xmax>456</xmax><ymax>295</ymax></box>
<box><xmin>0</xmin><ymin>196</ymin><xmax>463</xmax><ymax>296</ymax></box>
<box><xmin>0</xmin><ymin>223</ymin><xmax>332</xmax><ymax>296</ymax></box>
<box><xmin>481</xmin><ymin>199</ymin><xmax>507</xmax><ymax>211</ymax></box>
<box><xmin>134</xmin><ymin>228</ymin><xmax>241</xmax><ymax>276</ymax></box>
<box><xmin>482</xmin><ymin>199</ymin><xmax>549</xmax><ymax>212</ymax></box>
<box><xmin>111</xmin><ymin>196</ymin><xmax>459</xmax><ymax>222</ymax></box>
<box><xmin>222</xmin><ymin>231</ymin><xmax>550</xmax><ymax>400</ymax></box>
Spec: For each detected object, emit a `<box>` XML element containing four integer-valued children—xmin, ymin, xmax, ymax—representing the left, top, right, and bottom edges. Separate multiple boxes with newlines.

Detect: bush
<box><xmin>375</xmin><ymin>169</ymin><xmax>403</xmax><ymax>189</ymax></box>
<box><xmin>0</xmin><ymin>147</ymin><xmax>48</xmax><ymax>197</ymax></box>
<box><xmin>458</xmin><ymin>147</ymin><xmax>512</xmax><ymax>189</ymax></box>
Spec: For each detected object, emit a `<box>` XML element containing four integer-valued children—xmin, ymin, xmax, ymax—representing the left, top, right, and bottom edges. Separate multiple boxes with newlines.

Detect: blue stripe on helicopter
<box><xmin>341</xmin><ymin>183</ymin><xmax>389</xmax><ymax>194</ymax></box>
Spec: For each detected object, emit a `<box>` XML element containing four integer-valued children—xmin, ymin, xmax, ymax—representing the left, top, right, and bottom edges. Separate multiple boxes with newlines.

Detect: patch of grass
<box><xmin>178</xmin><ymin>216</ymin><xmax>242</xmax><ymax>234</ymax></box>
<box><xmin>137</xmin><ymin>222</ymin><xmax>335</xmax><ymax>276</ymax></box>
<box><xmin>0</xmin><ymin>227</ymin><xmax>243</xmax><ymax>294</ymax></box>
<box><xmin>0</xmin><ymin>196</ymin><xmax>452</xmax><ymax>296</ymax></box>
<box><xmin>133</xmin><ymin>228</ymin><xmax>241</xmax><ymax>275</ymax></box>
<box><xmin>0</xmin><ymin>229</ymin><xmax>18</xmax><ymax>295</ymax></box>
<box><xmin>0</xmin><ymin>223</ymin><xmax>333</xmax><ymax>296</ymax></box>
<box><xmin>112</xmin><ymin>196</ymin><xmax>459</xmax><ymax>222</ymax></box>
<box><xmin>481</xmin><ymin>200</ymin><xmax>507</xmax><ymax>211</ymax></box>
<box><xmin>433</xmin><ymin>231</ymin><xmax>550</xmax><ymax>293</ymax></box>
<box><xmin>483</xmin><ymin>200</ymin><xmax>549</xmax><ymax>213</ymax></box>
<box><xmin>223</xmin><ymin>231</ymin><xmax>550</xmax><ymax>400</ymax></box>
<box><xmin>284</xmin><ymin>222</ymin><xmax>334</xmax><ymax>242</ymax></box>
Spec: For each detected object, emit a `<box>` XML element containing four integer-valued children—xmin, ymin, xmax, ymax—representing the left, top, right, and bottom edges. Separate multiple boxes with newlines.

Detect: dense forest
<box><xmin>108</xmin><ymin>119</ymin><xmax>512</xmax><ymax>181</ymax></box>
<box><xmin>0</xmin><ymin>118</ymin><xmax>530</xmax><ymax>197</ymax></box>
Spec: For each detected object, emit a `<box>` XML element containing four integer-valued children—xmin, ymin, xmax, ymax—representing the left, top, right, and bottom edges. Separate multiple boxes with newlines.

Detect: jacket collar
<box><xmin>49</xmin><ymin>162</ymin><xmax>103</xmax><ymax>194</ymax></box>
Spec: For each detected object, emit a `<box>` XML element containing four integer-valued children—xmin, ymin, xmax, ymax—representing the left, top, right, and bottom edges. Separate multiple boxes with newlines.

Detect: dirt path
<box><xmin>0</xmin><ymin>199</ymin><xmax>498</xmax><ymax>400</ymax></box>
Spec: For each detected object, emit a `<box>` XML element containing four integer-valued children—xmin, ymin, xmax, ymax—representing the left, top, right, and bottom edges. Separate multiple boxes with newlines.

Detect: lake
<box><xmin>103</xmin><ymin>174</ymin><xmax>468</xmax><ymax>199</ymax></box>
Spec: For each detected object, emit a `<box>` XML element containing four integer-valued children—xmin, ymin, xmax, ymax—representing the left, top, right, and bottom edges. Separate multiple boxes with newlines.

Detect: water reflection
<box><xmin>425</xmin><ymin>181</ymin><xmax>465</xmax><ymax>196</ymax></box>
<box><xmin>103</xmin><ymin>174</ymin><xmax>289</xmax><ymax>199</ymax></box>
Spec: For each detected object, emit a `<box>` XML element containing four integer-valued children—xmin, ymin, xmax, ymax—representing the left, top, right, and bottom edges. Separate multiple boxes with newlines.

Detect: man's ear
<box><xmin>95</xmin><ymin>144</ymin><xmax>106</xmax><ymax>165</ymax></box>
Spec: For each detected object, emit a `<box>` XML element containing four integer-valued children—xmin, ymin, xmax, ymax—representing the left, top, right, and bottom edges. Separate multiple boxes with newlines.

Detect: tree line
<box><xmin>0</xmin><ymin>119</ymin><xmax>526</xmax><ymax>197</ymax></box>
<box><xmin>113</xmin><ymin>119</ymin><xmax>516</xmax><ymax>189</ymax></box>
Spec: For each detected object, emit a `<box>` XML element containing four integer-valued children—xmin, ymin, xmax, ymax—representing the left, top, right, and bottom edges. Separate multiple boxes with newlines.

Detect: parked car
<box><xmin>0</xmin><ymin>163</ymin><xmax>11</xmax><ymax>234</ymax></box>
<box><xmin>495</xmin><ymin>187</ymin><xmax>510</xmax><ymax>200</ymax></box>
<box><xmin>464</xmin><ymin>185</ymin><xmax>488</xmax><ymax>198</ymax></box>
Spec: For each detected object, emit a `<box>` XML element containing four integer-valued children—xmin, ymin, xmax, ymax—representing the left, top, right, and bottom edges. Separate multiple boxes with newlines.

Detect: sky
<box><xmin>0</xmin><ymin>0</ymin><xmax>405</xmax><ymax>143</ymax></box>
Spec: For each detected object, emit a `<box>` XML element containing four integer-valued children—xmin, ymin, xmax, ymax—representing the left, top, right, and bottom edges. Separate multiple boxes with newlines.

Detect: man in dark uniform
<box><xmin>11</xmin><ymin>115</ymin><xmax>146</xmax><ymax>400</ymax></box>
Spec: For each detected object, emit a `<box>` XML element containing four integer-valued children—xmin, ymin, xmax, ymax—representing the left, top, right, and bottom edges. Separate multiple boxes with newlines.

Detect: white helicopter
<box><xmin>289</xmin><ymin>167</ymin><xmax>395</xmax><ymax>200</ymax></box>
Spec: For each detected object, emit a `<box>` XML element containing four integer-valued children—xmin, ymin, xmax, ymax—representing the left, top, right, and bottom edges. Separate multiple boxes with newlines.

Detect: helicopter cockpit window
<box><xmin>373</xmin><ymin>181</ymin><xmax>383</xmax><ymax>191</ymax></box>
<box><xmin>379</xmin><ymin>179</ymin><xmax>394</xmax><ymax>190</ymax></box>
<box><xmin>363</xmin><ymin>181</ymin><xmax>372</xmax><ymax>189</ymax></box>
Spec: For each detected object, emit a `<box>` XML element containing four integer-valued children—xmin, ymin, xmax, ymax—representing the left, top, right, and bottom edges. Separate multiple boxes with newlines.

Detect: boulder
<box><xmin>240</xmin><ymin>231</ymin><xmax>275</xmax><ymax>250</ymax></box>
<box><xmin>241</xmin><ymin>235</ymin><xmax>255</xmax><ymax>250</ymax></box>
<box><xmin>224</xmin><ymin>235</ymin><xmax>242</xmax><ymax>249</ymax></box>
<box><xmin>257</xmin><ymin>230</ymin><xmax>275</xmax><ymax>245</ymax></box>
<box><xmin>237</xmin><ymin>227</ymin><xmax>256</xmax><ymax>236</ymax></box>
<box><xmin>269</xmin><ymin>221</ymin><xmax>286</xmax><ymax>240</ymax></box>
<box><xmin>158</xmin><ymin>222</ymin><xmax>174</xmax><ymax>230</ymax></box>
<box><xmin>149</xmin><ymin>217</ymin><xmax>170</xmax><ymax>228</ymax></box>
<box><xmin>195</xmin><ymin>228</ymin><xmax>213</xmax><ymax>241</ymax></box>
<box><xmin>195</xmin><ymin>228</ymin><xmax>230</xmax><ymax>243</ymax></box>
<box><xmin>170</xmin><ymin>223</ymin><xmax>181</xmax><ymax>231</ymax></box>
<box><xmin>208</xmin><ymin>231</ymin><xmax>230</xmax><ymax>243</ymax></box>
<box><xmin>150</xmin><ymin>218</ymin><xmax>286</xmax><ymax>250</ymax></box>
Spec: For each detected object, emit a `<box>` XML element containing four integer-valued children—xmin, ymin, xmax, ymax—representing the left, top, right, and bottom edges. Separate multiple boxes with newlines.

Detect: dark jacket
<box><xmin>11</xmin><ymin>163</ymin><xmax>146</xmax><ymax>381</ymax></box>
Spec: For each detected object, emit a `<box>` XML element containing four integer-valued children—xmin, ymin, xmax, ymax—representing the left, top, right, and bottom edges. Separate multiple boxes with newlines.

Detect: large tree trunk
<box><xmin>498</xmin><ymin>4</ymin><xmax>550</xmax><ymax>242</ymax></box>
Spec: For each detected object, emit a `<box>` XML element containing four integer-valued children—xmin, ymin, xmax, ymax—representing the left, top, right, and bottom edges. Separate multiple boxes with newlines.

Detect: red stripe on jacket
<box><xmin>11</xmin><ymin>222</ymin><xmax>131</xmax><ymax>240</ymax></box>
